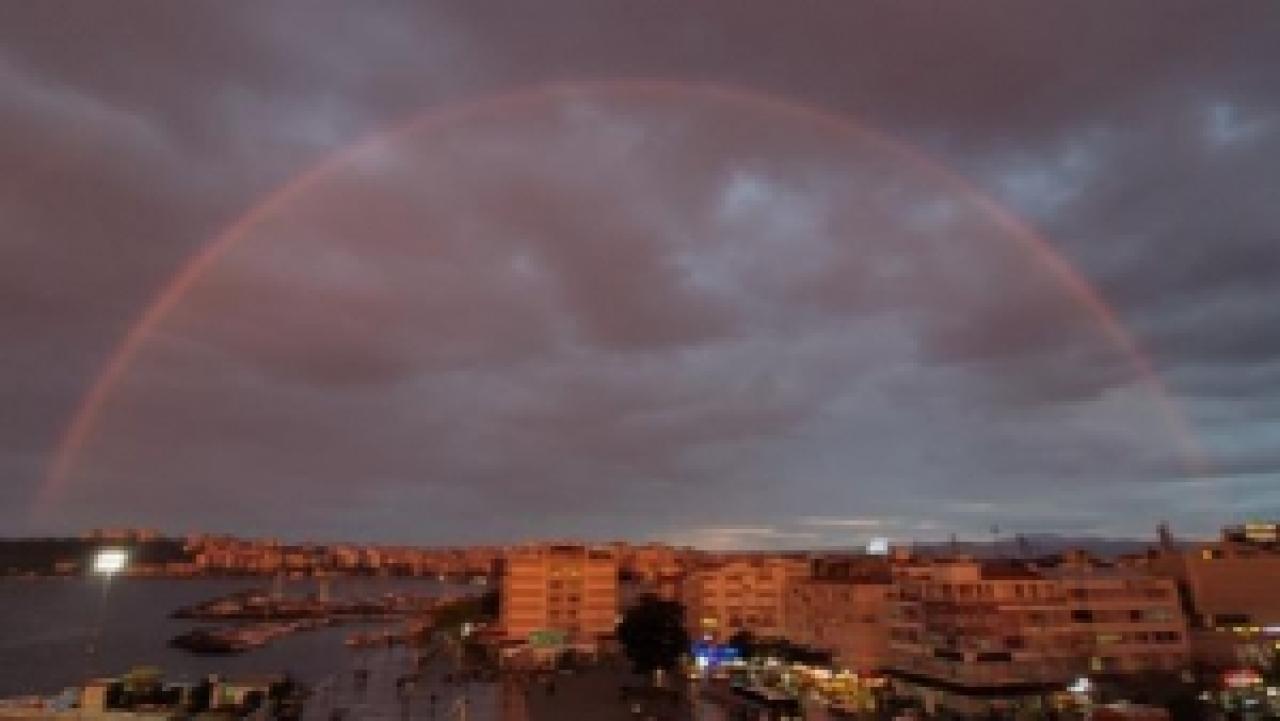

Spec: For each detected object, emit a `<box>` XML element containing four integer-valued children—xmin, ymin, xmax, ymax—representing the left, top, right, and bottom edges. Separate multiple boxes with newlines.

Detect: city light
<box><xmin>92</xmin><ymin>548</ymin><xmax>129</xmax><ymax>576</ymax></box>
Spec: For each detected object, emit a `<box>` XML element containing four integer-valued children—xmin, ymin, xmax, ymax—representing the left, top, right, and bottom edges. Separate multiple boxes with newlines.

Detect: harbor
<box><xmin>165</xmin><ymin>580</ymin><xmax>449</xmax><ymax>655</ymax></box>
<box><xmin>170</xmin><ymin>579</ymin><xmax>446</xmax><ymax>622</ymax></box>
<box><xmin>0</xmin><ymin>577</ymin><xmax>470</xmax><ymax>698</ymax></box>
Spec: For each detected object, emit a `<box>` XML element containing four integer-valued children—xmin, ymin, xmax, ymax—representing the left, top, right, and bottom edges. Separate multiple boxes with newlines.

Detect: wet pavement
<box><xmin>302</xmin><ymin>643</ymin><xmax>527</xmax><ymax>721</ymax></box>
<box><xmin>300</xmin><ymin>644</ymin><xmax>743</xmax><ymax>721</ymax></box>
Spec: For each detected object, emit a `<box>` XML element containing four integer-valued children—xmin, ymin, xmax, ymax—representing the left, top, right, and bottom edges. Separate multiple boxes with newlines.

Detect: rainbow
<box><xmin>37</xmin><ymin>79</ymin><xmax>1205</xmax><ymax>516</ymax></box>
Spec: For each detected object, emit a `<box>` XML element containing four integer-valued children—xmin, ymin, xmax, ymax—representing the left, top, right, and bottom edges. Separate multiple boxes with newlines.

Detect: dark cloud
<box><xmin>2</xmin><ymin>1</ymin><xmax>1279</xmax><ymax>544</ymax></box>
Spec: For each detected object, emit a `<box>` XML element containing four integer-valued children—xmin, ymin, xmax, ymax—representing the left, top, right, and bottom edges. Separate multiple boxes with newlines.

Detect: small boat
<box><xmin>168</xmin><ymin>629</ymin><xmax>252</xmax><ymax>655</ymax></box>
<box><xmin>345</xmin><ymin>632</ymin><xmax>375</xmax><ymax>648</ymax></box>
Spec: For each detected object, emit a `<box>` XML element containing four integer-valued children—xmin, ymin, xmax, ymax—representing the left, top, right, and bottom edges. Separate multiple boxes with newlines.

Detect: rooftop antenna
<box><xmin>1016</xmin><ymin>534</ymin><xmax>1031</xmax><ymax>558</ymax></box>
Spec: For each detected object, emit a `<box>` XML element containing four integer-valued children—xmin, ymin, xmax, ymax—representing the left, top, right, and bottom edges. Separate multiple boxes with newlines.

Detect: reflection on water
<box><xmin>0</xmin><ymin>577</ymin><xmax>461</xmax><ymax>696</ymax></box>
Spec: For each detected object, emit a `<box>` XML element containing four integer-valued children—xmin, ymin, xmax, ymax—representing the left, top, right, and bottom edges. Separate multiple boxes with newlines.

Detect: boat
<box><xmin>168</xmin><ymin>629</ymin><xmax>252</xmax><ymax>655</ymax></box>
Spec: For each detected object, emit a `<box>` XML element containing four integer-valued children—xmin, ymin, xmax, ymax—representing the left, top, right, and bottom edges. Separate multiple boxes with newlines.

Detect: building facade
<box><xmin>1145</xmin><ymin>523</ymin><xmax>1280</xmax><ymax>668</ymax></box>
<box><xmin>684</xmin><ymin>558</ymin><xmax>808</xmax><ymax>642</ymax></box>
<box><xmin>885</xmin><ymin>556</ymin><xmax>1191</xmax><ymax>715</ymax></box>
<box><xmin>615</xmin><ymin>542</ymin><xmax>693</xmax><ymax>605</ymax></box>
<box><xmin>500</xmin><ymin>544</ymin><xmax>620</xmax><ymax>643</ymax></box>
<box><xmin>887</xmin><ymin>559</ymin><xmax>1080</xmax><ymax>714</ymax></box>
<box><xmin>1045</xmin><ymin>554</ymin><xmax>1190</xmax><ymax>675</ymax></box>
<box><xmin>783</xmin><ymin>573</ymin><xmax>893</xmax><ymax>673</ymax></box>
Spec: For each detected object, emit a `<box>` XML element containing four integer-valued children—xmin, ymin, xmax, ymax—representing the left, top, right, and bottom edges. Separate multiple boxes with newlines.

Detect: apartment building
<box><xmin>615</xmin><ymin>543</ymin><xmax>693</xmax><ymax>603</ymax></box>
<box><xmin>500</xmin><ymin>544</ymin><xmax>620</xmax><ymax>644</ymax></box>
<box><xmin>684</xmin><ymin>558</ymin><xmax>808</xmax><ymax>642</ymax></box>
<box><xmin>783</xmin><ymin>571</ymin><xmax>893</xmax><ymax>673</ymax></box>
<box><xmin>1042</xmin><ymin>553</ymin><xmax>1190</xmax><ymax>674</ymax></box>
<box><xmin>1145</xmin><ymin>522</ymin><xmax>1280</xmax><ymax>667</ymax></box>
<box><xmin>886</xmin><ymin>556</ymin><xmax>1192</xmax><ymax>715</ymax></box>
<box><xmin>887</xmin><ymin>559</ymin><xmax>1080</xmax><ymax>714</ymax></box>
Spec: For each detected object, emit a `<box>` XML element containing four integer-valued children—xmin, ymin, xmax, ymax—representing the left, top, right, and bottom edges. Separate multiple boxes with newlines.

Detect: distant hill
<box><xmin>911</xmin><ymin>533</ymin><xmax>1161</xmax><ymax>558</ymax></box>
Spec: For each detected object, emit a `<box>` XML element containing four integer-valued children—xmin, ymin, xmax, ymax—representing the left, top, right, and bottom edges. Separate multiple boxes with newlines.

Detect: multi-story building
<box><xmin>887</xmin><ymin>559</ymin><xmax>1080</xmax><ymax>715</ymax></box>
<box><xmin>783</xmin><ymin>571</ymin><xmax>893</xmax><ymax>673</ymax></box>
<box><xmin>500</xmin><ymin>544</ymin><xmax>619</xmax><ymax>644</ymax></box>
<box><xmin>684</xmin><ymin>558</ymin><xmax>807</xmax><ymax>642</ymax></box>
<box><xmin>1041</xmin><ymin>553</ymin><xmax>1190</xmax><ymax>675</ymax></box>
<box><xmin>1222</xmin><ymin>521</ymin><xmax>1280</xmax><ymax>546</ymax></box>
<box><xmin>1145</xmin><ymin>522</ymin><xmax>1280</xmax><ymax>668</ymax></box>
<box><xmin>614</xmin><ymin>543</ymin><xmax>695</xmax><ymax>608</ymax></box>
<box><xmin>885</xmin><ymin>555</ymin><xmax>1192</xmax><ymax>715</ymax></box>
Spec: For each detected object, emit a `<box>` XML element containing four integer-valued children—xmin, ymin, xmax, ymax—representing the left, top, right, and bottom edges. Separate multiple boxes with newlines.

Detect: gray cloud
<box><xmin>2</xmin><ymin>1</ymin><xmax>1279</xmax><ymax>545</ymax></box>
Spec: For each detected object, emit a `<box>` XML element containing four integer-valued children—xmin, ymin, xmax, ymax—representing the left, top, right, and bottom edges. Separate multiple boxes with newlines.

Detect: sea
<box><xmin>0</xmin><ymin>576</ymin><xmax>467</xmax><ymax>697</ymax></box>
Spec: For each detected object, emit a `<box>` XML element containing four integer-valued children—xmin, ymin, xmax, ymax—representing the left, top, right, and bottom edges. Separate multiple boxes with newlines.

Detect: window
<box><xmin>1213</xmin><ymin>613</ymin><xmax>1251</xmax><ymax>625</ymax></box>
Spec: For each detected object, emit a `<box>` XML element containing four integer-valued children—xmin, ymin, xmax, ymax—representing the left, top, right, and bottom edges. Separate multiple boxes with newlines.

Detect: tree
<box><xmin>240</xmin><ymin>689</ymin><xmax>264</xmax><ymax>715</ymax></box>
<box><xmin>556</xmin><ymin>648</ymin><xmax>585</xmax><ymax>671</ymax></box>
<box><xmin>433</xmin><ymin>591</ymin><xmax>498</xmax><ymax>637</ymax></box>
<box><xmin>479</xmin><ymin>589</ymin><xmax>499</xmax><ymax>619</ymax></box>
<box><xmin>186</xmin><ymin>678</ymin><xmax>212</xmax><ymax>713</ymax></box>
<box><xmin>616</xmin><ymin>595</ymin><xmax>690</xmax><ymax>675</ymax></box>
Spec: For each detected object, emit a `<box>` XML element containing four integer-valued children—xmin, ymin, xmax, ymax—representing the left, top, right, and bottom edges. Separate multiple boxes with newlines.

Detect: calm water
<box><xmin>0</xmin><ymin>577</ymin><xmax>467</xmax><ymax>696</ymax></box>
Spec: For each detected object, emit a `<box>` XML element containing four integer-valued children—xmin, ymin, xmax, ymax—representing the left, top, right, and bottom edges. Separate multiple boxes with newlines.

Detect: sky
<box><xmin>2</xmin><ymin>1</ymin><xmax>1279</xmax><ymax>548</ymax></box>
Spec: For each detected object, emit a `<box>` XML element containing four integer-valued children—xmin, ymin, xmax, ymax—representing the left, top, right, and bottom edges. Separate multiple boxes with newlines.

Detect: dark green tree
<box><xmin>240</xmin><ymin>689</ymin><xmax>264</xmax><ymax>715</ymax></box>
<box><xmin>479</xmin><ymin>589</ymin><xmax>499</xmax><ymax>619</ymax></box>
<box><xmin>186</xmin><ymin>678</ymin><xmax>211</xmax><ymax>713</ymax></box>
<box><xmin>616</xmin><ymin>595</ymin><xmax>690</xmax><ymax>674</ymax></box>
<box><xmin>433</xmin><ymin>591</ymin><xmax>498</xmax><ymax>637</ymax></box>
<box><xmin>556</xmin><ymin>648</ymin><xmax>584</xmax><ymax>671</ymax></box>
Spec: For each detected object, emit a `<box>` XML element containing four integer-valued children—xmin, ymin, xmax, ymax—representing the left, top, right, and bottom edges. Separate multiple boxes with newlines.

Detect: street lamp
<box><xmin>85</xmin><ymin>548</ymin><xmax>129</xmax><ymax>682</ymax></box>
<box><xmin>93</xmin><ymin>548</ymin><xmax>129</xmax><ymax>577</ymax></box>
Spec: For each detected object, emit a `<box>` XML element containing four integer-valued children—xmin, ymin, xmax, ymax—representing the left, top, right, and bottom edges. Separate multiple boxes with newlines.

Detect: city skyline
<box><xmin>3</xmin><ymin>2</ymin><xmax>1280</xmax><ymax>546</ymax></box>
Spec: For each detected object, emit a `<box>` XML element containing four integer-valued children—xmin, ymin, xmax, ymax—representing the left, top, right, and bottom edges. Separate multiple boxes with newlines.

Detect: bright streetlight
<box><xmin>84</xmin><ymin>548</ymin><xmax>129</xmax><ymax>684</ymax></box>
<box><xmin>92</xmin><ymin>548</ymin><xmax>129</xmax><ymax>576</ymax></box>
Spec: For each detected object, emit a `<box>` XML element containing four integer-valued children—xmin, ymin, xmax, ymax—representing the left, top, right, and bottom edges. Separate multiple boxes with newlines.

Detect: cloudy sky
<box><xmin>3</xmin><ymin>2</ymin><xmax>1278</xmax><ymax>547</ymax></box>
